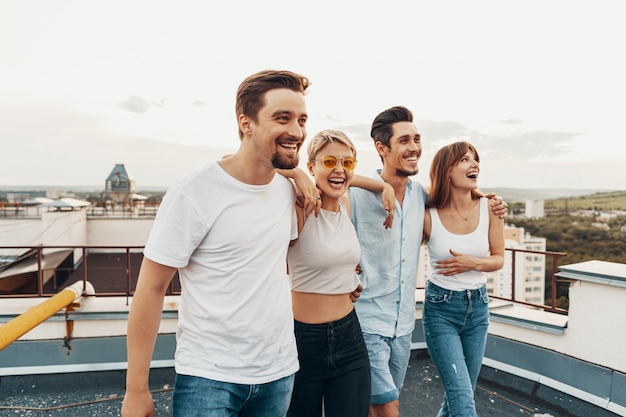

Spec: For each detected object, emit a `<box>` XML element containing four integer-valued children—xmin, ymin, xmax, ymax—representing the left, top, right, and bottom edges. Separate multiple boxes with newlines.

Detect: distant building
<box><xmin>101</xmin><ymin>164</ymin><xmax>149</xmax><ymax>217</ymax></box>
<box><xmin>417</xmin><ymin>243</ymin><xmax>429</xmax><ymax>289</ymax></box>
<box><xmin>597</xmin><ymin>211</ymin><xmax>626</xmax><ymax>221</ymax></box>
<box><xmin>104</xmin><ymin>164</ymin><xmax>136</xmax><ymax>204</ymax></box>
<box><xmin>486</xmin><ymin>225</ymin><xmax>546</xmax><ymax>304</ymax></box>
<box><xmin>525</xmin><ymin>199</ymin><xmax>544</xmax><ymax>218</ymax></box>
<box><xmin>5</xmin><ymin>193</ymin><xmax>33</xmax><ymax>203</ymax></box>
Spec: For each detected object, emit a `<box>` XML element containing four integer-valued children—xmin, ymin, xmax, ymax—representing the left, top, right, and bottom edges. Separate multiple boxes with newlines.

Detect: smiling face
<box><xmin>244</xmin><ymin>88</ymin><xmax>308</xmax><ymax>170</ymax></box>
<box><xmin>308</xmin><ymin>141</ymin><xmax>356</xmax><ymax>201</ymax></box>
<box><xmin>449</xmin><ymin>149</ymin><xmax>480</xmax><ymax>191</ymax></box>
<box><xmin>377</xmin><ymin>121</ymin><xmax>421</xmax><ymax>178</ymax></box>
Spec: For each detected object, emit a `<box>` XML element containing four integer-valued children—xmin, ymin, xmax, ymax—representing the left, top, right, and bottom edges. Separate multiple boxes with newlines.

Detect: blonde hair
<box><xmin>307</xmin><ymin>129</ymin><xmax>357</xmax><ymax>162</ymax></box>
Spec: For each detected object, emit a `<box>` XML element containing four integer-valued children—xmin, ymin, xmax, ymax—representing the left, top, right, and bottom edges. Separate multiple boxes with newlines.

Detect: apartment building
<box><xmin>488</xmin><ymin>225</ymin><xmax>546</xmax><ymax>304</ymax></box>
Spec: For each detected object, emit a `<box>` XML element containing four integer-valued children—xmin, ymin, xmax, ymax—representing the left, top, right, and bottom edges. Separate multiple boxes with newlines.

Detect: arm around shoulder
<box><xmin>350</xmin><ymin>174</ymin><xmax>395</xmax><ymax>228</ymax></box>
<box><xmin>485</xmin><ymin>192</ymin><xmax>508</xmax><ymax>219</ymax></box>
<box><xmin>278</xmin><ymin>167</ymin><xmax>321</xmax><ymax>217</ymax></box>
<box><xmin>485</xmin><ymin>209</ymin><xmax>505</xmax><ymax>271</ymax></box>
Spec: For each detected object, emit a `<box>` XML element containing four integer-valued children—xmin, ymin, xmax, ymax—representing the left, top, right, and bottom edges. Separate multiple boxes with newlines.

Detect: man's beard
<box><xmin>272</xmin><ymin>153</ymin><xmax>299</xmax><ymax>170</ymax></box>
<box><xmin>396</xmin><ymin>166</ymin><xmax>418</xmax><ymax>178</ymax></box>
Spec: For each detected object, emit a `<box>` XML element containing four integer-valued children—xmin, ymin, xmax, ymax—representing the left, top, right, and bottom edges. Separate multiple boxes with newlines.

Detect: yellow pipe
<box><xmin>0</xmin><ymin>281</ymin><xmax>92</xmax><ymax>351</ymax></box>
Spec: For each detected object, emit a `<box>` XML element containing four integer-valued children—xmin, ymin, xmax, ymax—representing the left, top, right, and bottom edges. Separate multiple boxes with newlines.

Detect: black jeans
<box><xmin>287</xmin><ymin>308</ymin><xmax>371</xmax><ymax>417</ymax></box>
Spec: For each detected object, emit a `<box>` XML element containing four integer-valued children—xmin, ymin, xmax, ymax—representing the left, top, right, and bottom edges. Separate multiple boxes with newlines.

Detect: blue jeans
<box><xmin>362</xmin><ymin>332</ymin><xmax>412</xmax><ymax>405</ymax></box>
<box><xmin>288</xmin><ymin>308</ymin><xmax>371</xmax><ymax>417</ymax></box>
<box><xmin>172</xmin><ymin>373</ymin><xmax>294</xmax><ymax>417</ymax></box>
<box><xmin>422</xmin><ymin>282</ymin><xmax>489</xmax><ymax>417</ymax></box>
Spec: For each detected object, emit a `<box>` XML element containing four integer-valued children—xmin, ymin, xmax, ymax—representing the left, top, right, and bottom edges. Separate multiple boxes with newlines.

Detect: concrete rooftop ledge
<box><xmin>489</xmin><ymin>299</ymin><xmax>568</xmax><ymax>335</ymax></box>
<box><xmin>557</xmin><ymin>260</ymin><xmax>626</xmax><ymax>288</ymax></box>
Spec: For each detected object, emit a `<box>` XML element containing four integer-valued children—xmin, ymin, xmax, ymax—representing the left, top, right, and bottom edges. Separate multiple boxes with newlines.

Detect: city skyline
<box><xmin>2</xmin><ymin>1</ymin><xmax>625</xmax><ymax>190</ymax></box>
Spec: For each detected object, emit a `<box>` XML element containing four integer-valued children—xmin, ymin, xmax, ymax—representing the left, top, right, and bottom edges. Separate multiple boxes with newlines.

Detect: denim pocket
<box><xmin>425</xmin><ymin>290</ymin><xmax>448</xmax><ymax>304</ymax></box>
<box><xmin>480</xmin><ymin>291</ymin><xmax>490</xmax><ymax>304</ymax></box>
<box><xmin>480</xmin><ymin>287</ymin><xmax>489</xmax><ymax>304</ymax></box>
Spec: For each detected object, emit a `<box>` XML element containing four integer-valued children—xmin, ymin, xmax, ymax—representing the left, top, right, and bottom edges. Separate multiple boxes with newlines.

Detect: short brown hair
<box><xmin>370</xmin><ymin>106</ymin><xmax>414</xmax><ymax>162</ymax></box>
<box><xmin>370</xmin><ymin>106</ymin><xmax>414</xmax><ymax>149</ymax></box>
<box><xmin>235</xmin><ymin>70</ymin><xmax>311</xmax><ymax>139</ymax></box>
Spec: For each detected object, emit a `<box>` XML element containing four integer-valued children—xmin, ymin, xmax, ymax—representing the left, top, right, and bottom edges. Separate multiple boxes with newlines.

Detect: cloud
<box><xmin>401</xmin><ymin>116</ymin><xmax>579</xmax><ymax>161</ymax></box>
<box><xmin>329</xmin><ymin>120</ymin><xmax>577</xmax><ymax>163</ymax></box>
<box><xmin>469</xmin><ymin>130</ymin><xmax>579</xmax><ymax>159</ymax></box>
<box><xmin>499</xmin><ymin>118</ymin><xmax>524</xmax><ymax>125</ymax></box>
<box><xmin>417</xmin><ymin>120</ymin><xmax>469</xmax><ymax>142</ymax></box>
<box><xmin>192</xmin><ymin>100</ymin><xmax>207</xmax><ymax>107</ymax></box>
<box><xmin>321</xmin><ymin>116</ymin><xmax>583</xmax><ymax>189</ymax></box>
<box><xmin>0</xmin><ymin>96</ymin><xmax>235</xmax><ymax>186</ymax></box>
<box><xmin>333</xmin><ymin>120</ymin><xmax>472</xmax><ymax>148</ymax></box>
<box><xmin>0</xmin><ymin>94</ymin><xmax>619</xmax><ymax>191</ymax></box>
<box><xmin>318</xmin><ymin>114</ymin><xmax>342</xmax><ymax>123</ymax></box>
<box><xmin>0</xmin><ymin>95</ymin><xmax>104</xmax><ymax>144</ymax></box>
<box><xmin>118</xmin><ymin>95</ymin><xmax>153</xmax><ymax>114</ymax></box>
<box><xmin>333</xmin><ymin>123</ymin><xmax>371</xmax><ymax>143</ymax></box>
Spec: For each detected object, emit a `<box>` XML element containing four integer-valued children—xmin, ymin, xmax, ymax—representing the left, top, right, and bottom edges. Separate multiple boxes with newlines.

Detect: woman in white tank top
<box><xmin>286</xmin><ymin>130</ymin><xmax>394</xmax><ymax>417</ymax></box>
<box><xmin>422</xmin><ymin>141</ymin><xmax>505</xmax><ymax>417</ymax></box>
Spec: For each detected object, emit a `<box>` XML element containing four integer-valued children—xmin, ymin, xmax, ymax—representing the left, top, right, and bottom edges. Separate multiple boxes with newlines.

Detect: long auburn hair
<box><xmin>427</xmin><ymin>141</ymin><xmax>484</xmax><ymax>209</ymax></box>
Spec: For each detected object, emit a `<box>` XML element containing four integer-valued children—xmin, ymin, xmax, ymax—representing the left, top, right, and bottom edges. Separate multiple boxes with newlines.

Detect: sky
<box><xmin>1</xmin><ymin>0</ymin><xmax>625</xmax><ymax>191</ymax></box>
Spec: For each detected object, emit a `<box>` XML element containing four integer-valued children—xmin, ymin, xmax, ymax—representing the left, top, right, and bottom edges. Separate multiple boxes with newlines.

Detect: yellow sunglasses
<box><xmin>316</xmin><ymin>155</ymin><xmax>358</xmax><ymax>171</ymax></box>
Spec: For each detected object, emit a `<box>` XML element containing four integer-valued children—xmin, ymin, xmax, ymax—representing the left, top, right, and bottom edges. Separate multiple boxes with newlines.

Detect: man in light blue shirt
<box><xmin>350</xmin><ymin>106</ymin><xmax>425</xmax><ymax>417</ymax></box>
<box><xmin>350</xmin><ymin>106</ymin><xmax>506</xmax><ymax>417</ymax></box>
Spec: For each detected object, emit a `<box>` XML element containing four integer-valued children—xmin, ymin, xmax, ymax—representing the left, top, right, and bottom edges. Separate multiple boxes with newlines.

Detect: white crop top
<box><xmin>287</xmin><ymin>200</ymin><xmax>361</xmax><ymax>294</ymax></box>
<box><xmin>427</xmin><ymin>198</ymin><xmax>490</xmax><ymax>291</ymax></box>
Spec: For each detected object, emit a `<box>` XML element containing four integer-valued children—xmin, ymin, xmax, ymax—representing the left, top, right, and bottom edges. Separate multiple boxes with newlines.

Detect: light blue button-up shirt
<box><xmin>349</xmin><ymin>170</ymin><xmax>427</xmax><ymax>338</ymax></box>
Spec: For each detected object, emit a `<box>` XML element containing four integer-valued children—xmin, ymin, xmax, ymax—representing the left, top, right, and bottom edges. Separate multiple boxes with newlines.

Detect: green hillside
<box><xmin>545</xmin><ymin>191</ymin><xmax>626</xmax><ymax>211</ymax></box>
<box><xmin>507</xmin><ymin>190</ymin><xmax>626</xmax><ymax>213</ymax></box>
<box><xmin>489</xmin><ymin>188</ymin><xmax>611</xmax><ymax>202</ymax></box>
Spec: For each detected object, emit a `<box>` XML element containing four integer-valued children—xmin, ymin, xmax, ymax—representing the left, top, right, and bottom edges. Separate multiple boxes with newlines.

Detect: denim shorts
<box><xmin>172</xmin><ymin>373</ymin><xmax>294</xmax><ymax>417</ymax></box>
<box><xmin>362</xmin><ymin>332</ymin><xmax>412</xmax><ymax>405</ymax></box>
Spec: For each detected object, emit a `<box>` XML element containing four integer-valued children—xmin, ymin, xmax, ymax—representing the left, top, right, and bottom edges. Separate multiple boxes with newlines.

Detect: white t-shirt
<box><xmin>143</xmin><ymin>162</ymin><xmax>299</xmax><ymax>384</ymax></box>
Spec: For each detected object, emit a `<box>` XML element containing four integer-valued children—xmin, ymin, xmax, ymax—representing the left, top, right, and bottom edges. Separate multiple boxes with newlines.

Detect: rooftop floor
<box><xmin>1</xmin><ymin>350</ymin><xmax>619</xmax><ymax>417</ymax></box>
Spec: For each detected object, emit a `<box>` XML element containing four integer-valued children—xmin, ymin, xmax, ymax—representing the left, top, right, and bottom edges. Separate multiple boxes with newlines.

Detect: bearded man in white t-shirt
<box><xmin>121</xmin><ymin>70</ymin><xmax>320</xmax><ymax>417</ymax></box>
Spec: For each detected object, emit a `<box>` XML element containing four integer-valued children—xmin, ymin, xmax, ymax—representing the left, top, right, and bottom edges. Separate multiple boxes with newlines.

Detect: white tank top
<box><xmin>288</xmin><ymin>200</ymin><xmax>361</xmax><ymax>294</ymax></box>
<box><xmin>428</xmin><ymin>198</ymin><xmax>490</xmax><ymax>291</ymax></box>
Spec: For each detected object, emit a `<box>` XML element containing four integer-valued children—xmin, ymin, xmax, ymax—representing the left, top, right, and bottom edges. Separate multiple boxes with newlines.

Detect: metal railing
<box><xmin>0</xmin><ymin>245</ymin><xmax>567</xmax><ymax>313</ymax></box>
<box><xmin>0</xmin><ymin>202</ymin><xmax>162</xmax><ymax>218</ymax></box>
<box><xmin>0</xmin><ymin>245</ymin><xmax>180</xmax><ymax>299</ymax></box>
<box><xmin>0</xmin><ymin>202</ymin><xmax>26</xmax><ymax>217</ymax></box>
<box><xmin>491</xmin><ymin>248</ymin><xmax>569</xmax><ymax>314</ymax></box>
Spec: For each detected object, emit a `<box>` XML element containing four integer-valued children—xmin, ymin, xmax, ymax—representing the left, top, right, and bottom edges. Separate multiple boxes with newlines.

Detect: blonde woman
<box><xmin>287</xmin><ymin>129</ymin><xmax>393</xmax><ymax>417</ymax></box>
